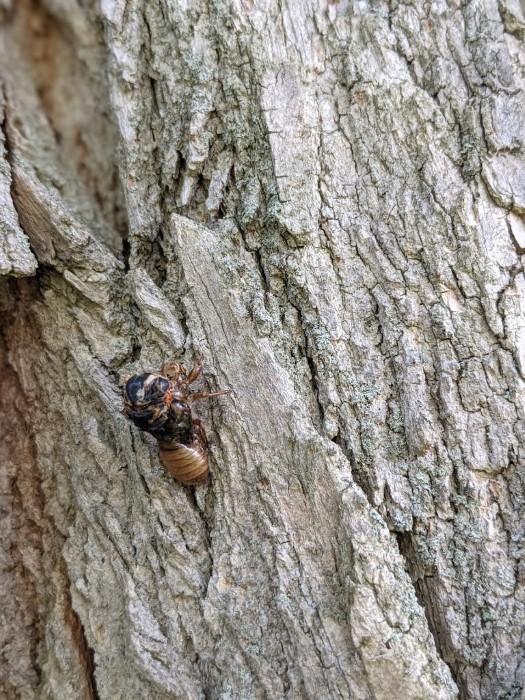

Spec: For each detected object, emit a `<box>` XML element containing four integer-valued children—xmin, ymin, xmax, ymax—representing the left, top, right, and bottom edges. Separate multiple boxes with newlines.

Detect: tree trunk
<box><xmin>1</xmin><ymin>1</ymin><xmax>525</xmax><ymax>698</ymax></box>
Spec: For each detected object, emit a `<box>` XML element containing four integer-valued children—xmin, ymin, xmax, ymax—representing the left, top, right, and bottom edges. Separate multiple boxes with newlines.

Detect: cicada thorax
<box><xmin>123</xmin><ymin>373</ymin><xmax>171</xmax><ymax>434</ymax></box>
<box><xmin>157</xmin><ymin>400</ymin><xmax>209</xmax><ymax>484</ymax></box>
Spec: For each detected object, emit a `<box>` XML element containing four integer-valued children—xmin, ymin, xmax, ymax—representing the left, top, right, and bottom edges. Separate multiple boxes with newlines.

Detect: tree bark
<box><xmin>1</xmin><ymin>1</ymin><xmax>525</xmax><ymax>698</ymax></box>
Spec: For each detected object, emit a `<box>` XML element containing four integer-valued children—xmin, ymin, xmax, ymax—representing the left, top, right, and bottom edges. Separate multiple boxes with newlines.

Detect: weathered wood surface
<box><xmin>1</xmin><ymin>1</ymin><xmax>525</xmax><ymax>698</ymax></box>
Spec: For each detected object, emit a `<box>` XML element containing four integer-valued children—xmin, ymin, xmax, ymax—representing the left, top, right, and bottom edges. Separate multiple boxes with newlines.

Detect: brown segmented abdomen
<box><xmin>158</xmin><ymin>440</ymin><xmax>209</xmax><ymax>485</ymax></box>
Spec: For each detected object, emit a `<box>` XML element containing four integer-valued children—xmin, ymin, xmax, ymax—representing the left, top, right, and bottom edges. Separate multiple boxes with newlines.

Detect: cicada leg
<box><xmin>186</xmin><ymin>352</ymin><xmax>204</xmax><ymax>385</ymax></box>
<box><xmin>192</xmin><ymin>418</ymin><xmax>209</xmax><ymax>452</ymax></box>
<box><xmin>188</xmin><ymin>389</ymin><xmax>232</xmax><ymax>403</ymax></box>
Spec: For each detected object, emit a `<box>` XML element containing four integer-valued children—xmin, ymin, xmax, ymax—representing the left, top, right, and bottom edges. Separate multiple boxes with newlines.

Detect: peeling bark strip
<box><xmin>1</xmin><ymin>0</ymin><xmax>525</xmax><ymax>698</ymax></box>
<box><xmin>0</xmin><ymin>88</ymin><xmax>37</xmax><ymax>276</ymax></box>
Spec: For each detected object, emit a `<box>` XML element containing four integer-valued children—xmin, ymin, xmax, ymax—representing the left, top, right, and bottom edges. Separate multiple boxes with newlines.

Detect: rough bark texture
<box><xmin>1</xmin><ymin>1</ymin><xmax>525</xmax><ymax>698</ymax></box>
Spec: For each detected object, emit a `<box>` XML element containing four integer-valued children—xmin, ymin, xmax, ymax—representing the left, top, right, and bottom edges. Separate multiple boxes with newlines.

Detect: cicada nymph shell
<box><xmin>158</xmin><ymin>441</ymin><xmax>209</xmax><ymax>485</ymax></box>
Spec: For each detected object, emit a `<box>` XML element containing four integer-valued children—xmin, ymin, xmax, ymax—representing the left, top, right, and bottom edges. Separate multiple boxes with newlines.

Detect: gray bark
<box><xmin>1</xmin><ymin>1</ymin><xmax>524</xmax><ymax>699</ymax></box>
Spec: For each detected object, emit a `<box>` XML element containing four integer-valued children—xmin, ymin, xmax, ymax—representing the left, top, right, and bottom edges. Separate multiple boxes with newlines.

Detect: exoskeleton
<box><xmin>123</xmin><ymin>356</ymin><xmax>231</xmax><ymax>485</ymax></box>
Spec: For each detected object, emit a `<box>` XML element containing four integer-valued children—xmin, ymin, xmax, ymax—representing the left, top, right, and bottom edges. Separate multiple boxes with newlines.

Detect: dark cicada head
<box><xmin>123</xmin><ymin>373</ymin><xmax>171</xmax><ymax>435</ymax></box>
